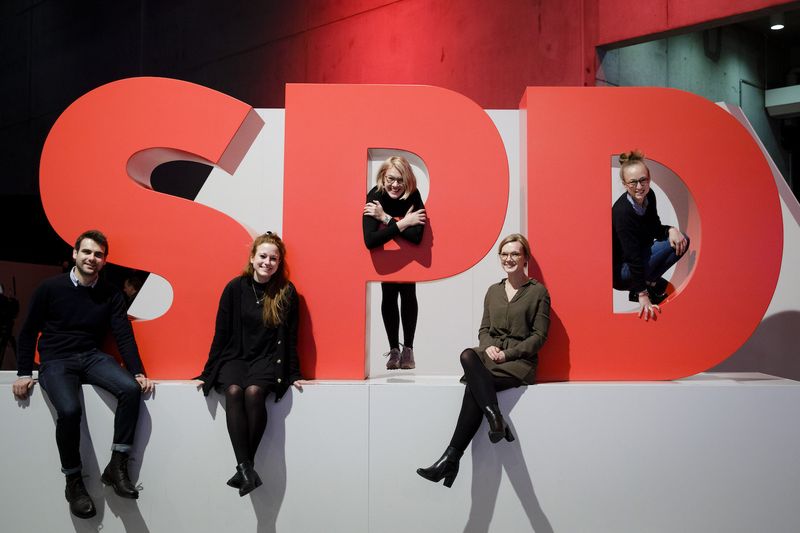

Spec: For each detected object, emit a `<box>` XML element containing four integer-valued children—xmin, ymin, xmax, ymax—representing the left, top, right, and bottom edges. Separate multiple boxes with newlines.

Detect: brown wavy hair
<box><xmin>244</xmin><ymin>232</ymin><xmax>292</xmax><ymax>327</ymax></box>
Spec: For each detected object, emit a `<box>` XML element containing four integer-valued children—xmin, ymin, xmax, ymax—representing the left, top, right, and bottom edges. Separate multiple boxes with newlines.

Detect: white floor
<box><xmin>1</xmin><ymin>372</ymin><xmax>799</xmax><ymax>532</ymax></box>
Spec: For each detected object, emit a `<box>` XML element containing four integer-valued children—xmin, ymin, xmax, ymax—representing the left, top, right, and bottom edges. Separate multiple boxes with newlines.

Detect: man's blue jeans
<box><xmin>615</xmin><ymin>234</ymin><xmax>690</xmax><ymax>290</ymax></box>
<box><xmin>38</xmin><ymin>350</ymin><xmax>141</xmax><ymax>474</ymax></box>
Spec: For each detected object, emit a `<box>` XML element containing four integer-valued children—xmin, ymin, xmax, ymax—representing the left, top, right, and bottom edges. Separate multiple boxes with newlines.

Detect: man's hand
<box><xmin>12</xmin><ymin>377</ymin><xmax>34</xmax><ymax>400</ymax></box>
<box><xmin>135</xmin><ymin>374</ymin><xmax>155</xmax><ymax>394</ymax></box>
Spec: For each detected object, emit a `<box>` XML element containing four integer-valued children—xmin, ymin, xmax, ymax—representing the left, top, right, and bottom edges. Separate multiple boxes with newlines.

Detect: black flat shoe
<box><xmin>647</xmin><ymin>285</ymin><xmax>669</xmax><ymax>305</ymax></box>
<box><xmin>652</xmin><ymin>277</ymin><xmax>668</xmax><ymax>295</ymax></box>
<box><xmin>416</xmin><ymin>446</ymin><xmax>463</xmax><ymax>488</ymax></box>
<box><xmin>65</xmin><ymin>474</ymin><xmax>96</xmax><ymax>519</ymax></box>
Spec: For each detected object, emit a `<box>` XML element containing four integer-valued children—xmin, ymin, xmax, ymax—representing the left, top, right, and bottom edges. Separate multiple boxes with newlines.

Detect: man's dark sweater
<box><xmin>612</xmin><ymin>189</ymin><xmax>671</xmax><ymax>293</ymax></box>
<box><xmin>17</xmin><ymin>274</ymin><xmax>144</xmax><ymax>376</ymax></box>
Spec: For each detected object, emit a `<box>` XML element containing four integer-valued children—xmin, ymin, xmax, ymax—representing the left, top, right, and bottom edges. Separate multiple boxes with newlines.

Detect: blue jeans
<box><xmin>38</xmin><ymin>350</ymin><xmax>141</xmax><ymax>474</ymax></box>
<box><xmin>615</xmin><ymin>234</ymin><xmax>690</xmax><ymax>290</ymax></box>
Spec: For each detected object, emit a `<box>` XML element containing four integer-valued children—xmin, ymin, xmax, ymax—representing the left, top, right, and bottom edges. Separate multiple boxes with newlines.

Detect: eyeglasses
<box><xmin>385</xmin><ymin>175</ymin><xmax>404</xmax><ymax>185</ymax></box>
<box><xmin>625</xmin><ymin>177</ymin><xmax>650</xmax><ymax>188</ymax></box>
<box><xmin>499</xmin><ymin>252</ymin><xmax>522</xmax><ymax>259</ymax></box>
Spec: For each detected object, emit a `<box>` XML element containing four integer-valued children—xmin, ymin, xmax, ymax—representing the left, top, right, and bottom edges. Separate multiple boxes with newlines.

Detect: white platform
<box><xmin>1</xmin><ymin>371</ymin><xmax>799</xmax><ymax>532</ymax></box>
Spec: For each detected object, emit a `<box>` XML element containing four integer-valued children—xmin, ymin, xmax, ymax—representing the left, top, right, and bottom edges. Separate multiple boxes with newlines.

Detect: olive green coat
<box><xmin>469</xmin><ymin>278</ymin><xmax>550</xmax><ymax>385</ymax></box>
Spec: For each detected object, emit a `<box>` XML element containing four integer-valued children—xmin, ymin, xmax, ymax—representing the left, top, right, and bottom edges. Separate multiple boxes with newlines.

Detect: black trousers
<box><xmin>380</xmin><ymin>282</ymin><xmax>418</xmax><ymax>349</ymax></box>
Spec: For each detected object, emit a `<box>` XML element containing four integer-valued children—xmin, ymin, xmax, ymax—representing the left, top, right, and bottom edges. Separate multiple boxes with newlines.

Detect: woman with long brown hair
<box><xmin>197</xmin><ymin>232</ymin><xmax>307</xmax><ymax>496</ymax></box>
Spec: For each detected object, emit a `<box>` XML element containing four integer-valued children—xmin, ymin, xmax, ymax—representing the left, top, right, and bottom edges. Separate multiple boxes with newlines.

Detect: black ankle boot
<box><xmin>416</xmin><ymin>446</ymin><xmax>463</xmax><ymax>488</ymax></box>
<box><xmin>484</xmin><ymin>404</ymin><xmax>515</xmax><ymax>443</ymax></box>
<box><xmin>227</xmin><ymin>465</ymin><xmax>263</xmax><ymax>490</ymax></box>
<box><xmin>236</xmin><ymin>461</ymin><xmax>262</xmax><ymax>497</ymax></box>
<box><xmin>227</xmin><ymin>470</ymin><xmax>244</xmax><ymax>489</ymax></box>
<box><xmin>102</xmin><ymin>451</ymin><xmax>139</xmax><ymax>499</ymax></box>
<box><xmin>652</xmin><ymin>277</ymin><xmax>669</xmax><ymax>296</ymax></box>
<box><xmin>65</xmin><ymin>473</ymin><xmax>96</xmax><ymax>519</ymax></box>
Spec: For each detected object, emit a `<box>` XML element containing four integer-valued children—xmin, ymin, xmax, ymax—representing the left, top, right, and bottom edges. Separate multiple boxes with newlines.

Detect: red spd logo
<box><xmin>39</xmin><ymin>78</ymin><xmax>782</xmax><ymax>380</ymax></box>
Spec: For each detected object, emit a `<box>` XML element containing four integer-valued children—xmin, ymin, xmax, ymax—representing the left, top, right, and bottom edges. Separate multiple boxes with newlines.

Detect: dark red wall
<box><xmin>153</xmin><ymin>0</ymin><xmax>593</xmax><ymax>110</ymax></box>
<box><xmin>1</xmin><ymin>0</ymin><xmax>796</xmax><ymax>230</ymax></box>
<box><xmin>165</xmin><ymin>0</ymin><xmax>795</xmax><ymax>109</ymax></box>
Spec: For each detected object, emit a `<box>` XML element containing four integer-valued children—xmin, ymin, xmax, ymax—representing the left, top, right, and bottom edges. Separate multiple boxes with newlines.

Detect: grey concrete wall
<box><xmin>598</xmin><ymin>26</ymin><xmax>791</xmax><ymax>187</ymax></box>
<box><xmin>3</xmin><ymin>372</ymin><xmax>799</xmax><ymax>532</ymax></box>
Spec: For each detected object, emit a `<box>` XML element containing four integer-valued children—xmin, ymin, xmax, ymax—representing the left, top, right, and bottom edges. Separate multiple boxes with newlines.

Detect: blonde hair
<box><xmin>375</xmin><ymin>156</ymin><xmax>417</xmax><ymax>200</ymax></box>
<box><xmin>497</xmin><ymin>233</ymin><xmax>531</xmax><ymax>260</ymax></box>
<box><xmin>244</xmin><ymin>232</ymin><xmax>292</xmax><ymax>327</ymax></box>
<box><xmin>618</xmin><ymin>149</ymin><xmax>649</xmax><ymax>181</ymax></box>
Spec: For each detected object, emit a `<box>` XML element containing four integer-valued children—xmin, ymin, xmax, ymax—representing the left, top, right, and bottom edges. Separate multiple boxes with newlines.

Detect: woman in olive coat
<box><xmin>416</xmin><ymin>234</ymin><xmax>550</xmax><ymax>488</ymax></box>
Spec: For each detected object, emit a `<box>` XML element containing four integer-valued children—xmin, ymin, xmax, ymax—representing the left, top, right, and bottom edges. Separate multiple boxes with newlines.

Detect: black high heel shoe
<box><xmin>416</xmin><ymin>446</ymin><xmax>463</xmax><ymax>488</ymax></box>
<box><xmin>484</xmin><ymin>404</ymin><xmax>515</xmax><ymax>443</ymax></box>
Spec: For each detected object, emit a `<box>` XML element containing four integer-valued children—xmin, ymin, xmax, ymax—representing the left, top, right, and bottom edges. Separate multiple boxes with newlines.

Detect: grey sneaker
<box><xmin>399</xmin><ymin>346</ymin><xmax>415</xmax><ymax>369</ymax></box>
<box><xmin>386</xmin><ymin>348</ymin><xmax>401</xmax><ymax>370</ymax></box>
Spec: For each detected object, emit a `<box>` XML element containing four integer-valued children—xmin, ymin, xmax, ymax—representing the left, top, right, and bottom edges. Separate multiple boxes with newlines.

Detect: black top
<box><xmin>199</xmin><ymin>276</ymin><xmax>301</xmax><ymax>401</ymax></box>
<box><xmin>612</xmin><ymin>190</ymin><xmax>671</xmax><ymax>293</ymax></box>
<box><xmin>17</xmin><ymin>274</ymin><xmax>144</xmax><ymax>376</ymax></box>
<box><xmin>362</xmin><ymin>186</ymin><xmax>425</xmax><ymax>249</ymax></box>
<box><xmin>242</xmin><ymin>280</ymin><xmax>278</xmax><ymax>362</ymax></box>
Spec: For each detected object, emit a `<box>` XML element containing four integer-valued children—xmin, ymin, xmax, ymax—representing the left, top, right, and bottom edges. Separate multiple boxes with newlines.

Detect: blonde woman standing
<box><xmin>363</xmin><ymin>156</ymin><xmax>427</xmax><ymax>370</ymax></box>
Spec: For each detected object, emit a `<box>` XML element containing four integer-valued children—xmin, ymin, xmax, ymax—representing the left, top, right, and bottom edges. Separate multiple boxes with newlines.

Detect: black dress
<box><xmin>214</xmin><ymin>279</ymin><xmax>279</xmax><ymax>391</ymax></box>
<box><xmin>199</xmin><ymin>276</ymin><xmax>302</xmax><ymax>401</ymax></box>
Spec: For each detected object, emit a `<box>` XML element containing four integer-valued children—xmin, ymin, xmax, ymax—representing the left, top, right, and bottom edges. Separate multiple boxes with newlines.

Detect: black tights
<box><xmin>449</xmin><ymin>349</ymin><xmax>518</xmax><ymax>453</ymax></box>
<box><xmin>225</xmin><ymin>384</ymin><xmax>269</xmax><ymax>464</ymax></box>
<box><xmin>380</xmin><ymin>282</ymin><xmax>418</xmax><ymax>349</ymax></box>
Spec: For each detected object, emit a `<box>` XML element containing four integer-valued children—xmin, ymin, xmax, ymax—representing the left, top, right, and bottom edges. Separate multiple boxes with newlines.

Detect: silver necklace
<box><xmin>251</xmin><ymin>282</ymin><xmax>266</xmax><ymax>306</ymax></box>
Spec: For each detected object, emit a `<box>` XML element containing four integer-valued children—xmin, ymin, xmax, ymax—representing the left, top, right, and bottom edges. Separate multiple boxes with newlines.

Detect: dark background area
<box><xmin>1</xmin><ymin>0</ymin><xmax>798</xmax><ymax>267</ymax></box>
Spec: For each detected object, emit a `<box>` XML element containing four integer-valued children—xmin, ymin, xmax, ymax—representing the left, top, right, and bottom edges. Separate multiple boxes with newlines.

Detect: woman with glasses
<box><xmin>196</xmin><ymin>233</ymin><xmax>308</xmax><ymax>496</ymax></box>
<box><xmin>612</xmin><ymin>150</ymin><xmax>689</xmax><ymax>321</ymax></box>
<box><xmin>363</xmin><ymin>155</ymin><xmax>427</xmax><ymax>370</ymax></box>
<box><xmin>416</xmin><ymin>233</ymin><xmax>550</xmax><ymax>488</ymax></box>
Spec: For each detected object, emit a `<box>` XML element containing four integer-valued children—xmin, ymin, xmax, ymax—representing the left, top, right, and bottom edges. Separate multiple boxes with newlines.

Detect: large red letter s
<box><xmin>40</xmin><ymin>77</ymin><xmax>263</xmax><ymax>378</ymax></box>
<box><xmin>284</xmin><ymin>84</ymin><xmax>509</xmax><ymax>379</ymax></box>
<box><xmin>522</xmin><ymin>88</ymin><xmax>783</xmax><ymax>380</ymax></box>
